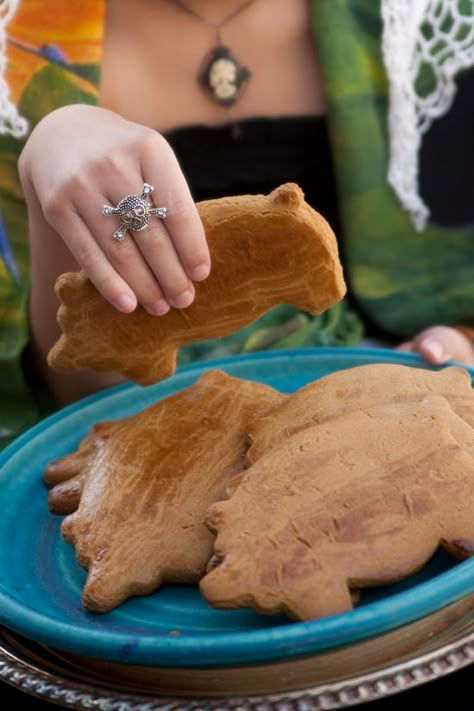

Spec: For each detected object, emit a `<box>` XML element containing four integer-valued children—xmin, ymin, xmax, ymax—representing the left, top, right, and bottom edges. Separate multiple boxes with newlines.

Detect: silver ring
<box><xmin>103</xmin><ymin>183</ymin><xmax>167</xmax><ymax>241</ymax></box>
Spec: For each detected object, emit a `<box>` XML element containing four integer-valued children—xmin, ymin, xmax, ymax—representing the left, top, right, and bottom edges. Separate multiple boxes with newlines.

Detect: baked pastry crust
<box><xmin>245</xmin><ymin>363</ymin><xmax>474</xmax><ymax>465</ymax></box>
<box><xmin>200</xmin><ymin>395</ymin><xmax>474</xmax><ymax>621</ymax></box>
<box><xmin>47</xmin><ymin>183</ymin><xmax>346</xmax><ymax>385</ymax></box>
<box><xmin>44</xmin><ymin>370</ymin><xmax>284</xmax><ymax>612</ymax></box>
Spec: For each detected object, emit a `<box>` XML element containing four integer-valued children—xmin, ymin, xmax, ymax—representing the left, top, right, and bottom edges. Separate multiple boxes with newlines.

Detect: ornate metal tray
<box><xmin>0</xmin><ymin>621</ymin><xmax>472</xmax><ymax>709</ymax></box>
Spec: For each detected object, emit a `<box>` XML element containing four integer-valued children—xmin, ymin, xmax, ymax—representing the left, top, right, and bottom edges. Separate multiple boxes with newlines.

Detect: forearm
<box><xmin>25</xmin><ymin>180</ymin><xmax>126</xmax><ymax>406</ymax></box>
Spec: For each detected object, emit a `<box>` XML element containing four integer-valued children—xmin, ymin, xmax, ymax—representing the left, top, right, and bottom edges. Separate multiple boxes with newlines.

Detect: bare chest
<box><xmin>100</xmin><ymin>0</ymin><xmax>325</xmax><ymax>132</ymax></box>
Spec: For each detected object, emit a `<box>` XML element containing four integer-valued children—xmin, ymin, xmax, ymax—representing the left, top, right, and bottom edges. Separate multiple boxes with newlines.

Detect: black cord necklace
<box><xmin>168</xmin><ymin>0</ymin><xmax>257</xmax><ymax>106</ymax></box>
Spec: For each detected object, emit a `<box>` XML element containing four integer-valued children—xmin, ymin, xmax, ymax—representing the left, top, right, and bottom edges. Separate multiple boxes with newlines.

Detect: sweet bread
<box><xmin>47</xmin><ymin>183</ymin><xmax>346</xmax><ymax>385</ymax></box>
<box><xmin>200</xmin><ymin>395</ymin><xmax>474</xmax><ymax>621</ymax></box>
<box><xmin>44</xmin><ymin>370</ymin><xmax>284</xmax><ymax>612</ymax></box>
<box><xmin>246</xmin><ymin>363</ymin><xmax>474</xmax><ymax>465</ymax></box>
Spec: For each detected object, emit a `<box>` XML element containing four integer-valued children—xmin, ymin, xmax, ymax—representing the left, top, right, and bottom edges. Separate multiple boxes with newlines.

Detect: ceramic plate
<box><xmin>0</xmin><ymin>348</ymin><xmax>473</xmax><ymax>668</ymax></box>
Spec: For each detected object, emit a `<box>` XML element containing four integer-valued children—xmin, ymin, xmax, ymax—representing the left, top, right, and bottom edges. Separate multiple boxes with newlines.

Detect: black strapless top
<box><xmin>164</xmin><ymin>115</ymin><xmax>397</xmax><ymax>341</ymax></box>
<box><xmin>164</xmin><ymin>115</ymin><xmax>341</xmax><ymax>237</ymax></box>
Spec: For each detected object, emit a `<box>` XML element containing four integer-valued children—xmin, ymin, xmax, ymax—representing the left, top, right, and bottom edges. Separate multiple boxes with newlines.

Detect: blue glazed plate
<box><xmin>0</xmin><ymin>347</ymin><xmax>473</xmax><ymax>668</ymax></box>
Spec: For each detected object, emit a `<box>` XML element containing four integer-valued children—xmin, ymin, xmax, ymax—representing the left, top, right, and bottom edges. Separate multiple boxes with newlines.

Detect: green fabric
<box><xmin>312</xmin><ymin>0</ymin><xmax>474</xmax><ymax>338</ymax></box>
<box><xmin>178</xmin><ymin>301</ymin><xmax>363</xmax><ymax>366</ymax></box>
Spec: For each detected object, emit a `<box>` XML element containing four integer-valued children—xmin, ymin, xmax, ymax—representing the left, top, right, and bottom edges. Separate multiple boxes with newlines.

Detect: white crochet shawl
<box><xmin>382</xmin><ymin>0</ymin><xmax>474</xmax><ymax>230</ymax></box>
<box><xmin>0</xmin><ymin>0</ymin><xmax>27</xmax><ymax>137</ymax></box>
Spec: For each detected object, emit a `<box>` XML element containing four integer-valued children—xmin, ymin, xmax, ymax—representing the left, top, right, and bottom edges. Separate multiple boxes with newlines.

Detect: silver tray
<box><xmin>0</xmin><ymin>617</ymin><xmax>472</xmax><ymax>710</ymax></box>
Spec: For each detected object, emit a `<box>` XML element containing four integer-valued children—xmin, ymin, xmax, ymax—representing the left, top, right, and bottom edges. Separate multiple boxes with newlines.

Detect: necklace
<box><xmin>168</xmin><ymin>0</ymin><xmax>257</xmax><ymax>107</ymax></box>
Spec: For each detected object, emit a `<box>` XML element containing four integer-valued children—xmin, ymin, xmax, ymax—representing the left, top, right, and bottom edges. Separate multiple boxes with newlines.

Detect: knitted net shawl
<box><xmin>0</xmin><ymin>0</ymin><xmax>27</xmax><ymax>137</ymax></box>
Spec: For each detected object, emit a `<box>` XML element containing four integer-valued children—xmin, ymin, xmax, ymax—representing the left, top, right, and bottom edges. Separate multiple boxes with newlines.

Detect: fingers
<box><xmin>45</xmin><ymin>132</ymin><xmax>210</xmax><ymax>315</ymax></box>
<box><xmin>396</xmin><ymin>332</ymin><xmax>449</xmax><ymax>365</ymax></box>
<box><xmin>77</xmin><ymin>186</ymin><xmax>172</xmax><ymax>315</ymax></box>
<box><xmin>38</xmin><ymin>118</ymin><xmax>210</xmax><ymax>314</ymax></box>
<box><xmin>417</xmin><ymin>336</ymin><xmax>447</xmax><ymax>365</ymax></box>
<box><xmin>47</xmin><ymin>201</ymin><xmax>139</xmax><ymax>313</ymax></box>
<box><xmin>396</xmin><ymin>326</ymin><xmax>474</xmax><ymax>367</ymax></box>
<box><xmin>418</xmin><ymin>328</ymin><xmax>474</xmax><ymax>366</ymax></box>
<box><xmin>90</xmin><ymin>135</ymin><xmax>210</xmax><ymax>312</ymax></box>
<box><xmin>139</xmin><ymin>135</ymin><xmax>211</xmax><ymax>300</ymax></box>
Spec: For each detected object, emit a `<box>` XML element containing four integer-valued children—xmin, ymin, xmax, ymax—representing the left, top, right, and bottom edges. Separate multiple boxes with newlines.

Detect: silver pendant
<box><xmin>199</xmin><ymin>45</ymin><xmax>250</xmax><ymax>107</ymax></box>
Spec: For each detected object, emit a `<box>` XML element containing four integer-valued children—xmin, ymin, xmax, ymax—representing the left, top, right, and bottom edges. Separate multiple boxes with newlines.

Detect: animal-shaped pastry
<box><xmin>47</xmin><ymin>183</ymin><xmax>346</xmax><ymax>385</ymax></box>
<box><xmin>44</xmin><ymin>421</ymin><xmax>115</xmax><ymax>514</ymax></box>
<box><xmin>44</xmin><ymin>370</ymin><xmax>285</xmax><ymax>612</ymax></box>
<box><xmin>245</xmin><ymin>363</ymin><xmax>474</xmax><ymax>465</ymax></box>
<box><xmin>199</xmin><ymin>396</ymin><xmax>474</xmax><ymax>621</ymax></box>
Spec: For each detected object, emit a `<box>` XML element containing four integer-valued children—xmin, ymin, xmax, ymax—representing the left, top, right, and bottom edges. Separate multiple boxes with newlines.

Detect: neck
<box><xmin>168</xmin><ymin>0</ymin><xmax>257</xmax><ymax>23</ymax></box>
<box><xmin>101</xmin><ymin>0</ymin><xmax>325</xmax><ymax>131</ymax></box>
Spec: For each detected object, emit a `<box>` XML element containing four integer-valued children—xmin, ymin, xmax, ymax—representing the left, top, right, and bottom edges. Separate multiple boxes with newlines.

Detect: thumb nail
<box><xmin>423</xmin><ymin>338</ymin><xmax>444</xmax><ymax>361</ymax></box>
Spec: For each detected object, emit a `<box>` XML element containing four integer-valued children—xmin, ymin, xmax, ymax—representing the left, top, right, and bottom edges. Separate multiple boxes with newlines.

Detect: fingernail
<box><xmin>171</xmin><ymin>288</ymin><xmax>194</xmax><ymax>309</ymax></box>
<box><xmin>148</xmin><ymin>299</ymin><xmax>170</xmax><ymax>316</ymax></box>
<box><xmin>424</xmin><ymin>338</ymin><xmax>444</xmax><ymax>360</ymax></box>
<box><xmin>116</xmin><ymin>294</ymin><xmax>136</xmax><ymax>312</ymax></box>
<box><xmin>190</xmin><ymin>263</ymin><xmax>210</xmax><ymax>281</ymax></box>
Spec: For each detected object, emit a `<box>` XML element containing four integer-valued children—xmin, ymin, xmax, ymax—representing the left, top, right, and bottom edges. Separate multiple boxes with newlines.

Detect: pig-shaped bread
<box><xmin>47</xmin><ymin>183</ymin><xmax>345</xmax><ymax>385</ymax></box>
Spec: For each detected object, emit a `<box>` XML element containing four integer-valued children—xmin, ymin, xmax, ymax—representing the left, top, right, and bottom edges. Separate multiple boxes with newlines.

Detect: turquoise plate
<box><xmin>0</xmin><ymin>347</ymin><xmax>473</xmax><ymax>668</ymax></box>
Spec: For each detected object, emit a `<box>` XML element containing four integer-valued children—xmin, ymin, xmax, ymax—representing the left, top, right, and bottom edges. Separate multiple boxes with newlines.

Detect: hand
<box><xmin>396</xmin><ymin>326</ymin><xmax>474</xmax><ymax>367</ymax></box>
<box><xmin>18</xmin><ymin>104</ymin><xmax>211</xmax><ymax>315</ymax></box>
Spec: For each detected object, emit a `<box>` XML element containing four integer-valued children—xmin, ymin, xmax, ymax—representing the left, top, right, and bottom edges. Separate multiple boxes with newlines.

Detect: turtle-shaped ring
<box><xmin>103</xmin><ymin>183</ymin><xmax>167</xmax><ymax>241</ymax></box>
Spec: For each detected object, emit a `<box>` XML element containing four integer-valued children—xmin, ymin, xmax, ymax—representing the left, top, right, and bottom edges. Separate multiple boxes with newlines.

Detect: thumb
<box><xmin>417</xmin><ymin>336</ymin><xmax>448</xmax><ymax>365</ymax></box>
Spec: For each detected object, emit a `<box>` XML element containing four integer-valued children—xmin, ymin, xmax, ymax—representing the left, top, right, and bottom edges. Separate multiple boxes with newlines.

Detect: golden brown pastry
<box><xmin>245</xmin><ymin>363</ymin><xmax>474</xmax><ymax>465</ymax></box>
<box><xmin>47</xmin><ymin>183</ymin><xmax>346</xmax><ymax>385</ymax></box>
<box><xmin>44</xmin><ymin>421</ymin><xmax>115</xmax><ymax>514</ymax></box>
<box><xmin>45</xmin><ymin>370</ymin><xmax>284</xmax><ymax>612</ymax></box>
<box><xmin>199</xmin><ymin>396</ymin><xmax>474</xmax><ymax>621</ymax></box>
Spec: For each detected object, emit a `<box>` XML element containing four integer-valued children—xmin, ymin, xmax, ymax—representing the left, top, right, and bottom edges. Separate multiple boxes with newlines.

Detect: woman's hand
<box><xmin>396</xmin><ymin>326</ymin><xmax>474</xmax><ymax>366</ymax></box>
<box><xmin>18</xmin><ymin>104</ymin><xmax>211</xmax><ymax>315</ymax></box>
